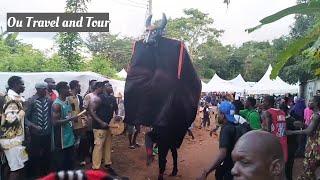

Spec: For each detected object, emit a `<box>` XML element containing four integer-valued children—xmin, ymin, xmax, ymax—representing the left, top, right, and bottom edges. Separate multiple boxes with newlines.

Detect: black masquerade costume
<box><xmin>124</xmin><ymin>13</ymin><xmax>201</xmax><ymax>179</ymax></box>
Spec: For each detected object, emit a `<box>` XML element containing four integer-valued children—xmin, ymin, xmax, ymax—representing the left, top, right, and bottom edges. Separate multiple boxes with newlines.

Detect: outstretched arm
<box><xmin>52</xmin><ymin>104</ymin><xmax>77</xmax><ymax>126</ymax></box>
<box><xmin>287</xmin><ymin>112</ymin><xmax>320</xmax><ymax>136</ymax></box>
<box><xmin>203</xmin><ymin>148</ymin><xmax>227</xmax><ymax>177</ymax></box>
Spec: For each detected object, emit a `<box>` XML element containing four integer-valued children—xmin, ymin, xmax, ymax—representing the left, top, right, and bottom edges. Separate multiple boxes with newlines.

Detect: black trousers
<box><xmin>286</xmin><ymin>142</ymin><xmax>298</xmax><ymax>180</ymax></box>
<box><xmin>202</xmin><ymin>117</ymin><xmax>210</xmax><ymax>127</ymax></box>
<box><xmin>296</xmin><ymin>134</ymin><xmax>307</xmax><ymax>156</ymax></box>
<box><xmin>145</xmin><ymin>130</ymin><xmax>178</xmax><ymax>175</ymax></box>
<box><xmin>87</xmin><ymin>130</ymin><xmax>94</xmax><ymax>161</ymax></box>
<box><xmin>29</xmin><ymin>134</ymin><xmax>51</xmax><ymax>177</ymax></box>
<box><xmin>215</xmin><ymin>165</ymin><xmax>233</xmax><ymax>180</ymax></box>
<box><xmin>158</xmin><ymin>144</ymin><xmax>178</xmax><ymax>174</ymax></box>
<box><xmin>75</xmin><ymin>130</ymin><xmax>90</xmax><ymax>162</ymax></box>
<box><xmin>54</xmin><ymin>146</ymin><xmax>75</xmax><ymax>171</ymax></box>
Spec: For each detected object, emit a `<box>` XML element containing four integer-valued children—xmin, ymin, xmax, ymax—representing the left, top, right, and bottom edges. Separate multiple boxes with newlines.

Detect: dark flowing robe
<box><xmin>124</xmin><ymin>37</ymin><xmax>201</xmax><ymax>147</ymax></box>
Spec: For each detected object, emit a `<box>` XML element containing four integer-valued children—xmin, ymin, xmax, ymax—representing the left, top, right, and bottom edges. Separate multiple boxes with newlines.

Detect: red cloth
<box><xmin>177</xmin><ymin>42</ymin><xmax>184</xmax><ymax>79</ymax></box>
<box><xmin>268</xmin><ymin>108</ymin><xmax>288</xmax><ymax>162</ymax></box>
<box><xmin>39</xmin><ymin>170</ymin><xmax>110</xmax><ymax>180</ymax></box>
<box><xmin>49</xmin><ymin>91</ymin><xmax>58</xmax><ymax>101</ymax></box>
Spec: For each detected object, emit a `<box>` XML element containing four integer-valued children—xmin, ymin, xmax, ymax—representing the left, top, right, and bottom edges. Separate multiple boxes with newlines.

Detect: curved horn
<box><xmin>158</xmin><ymin>13</ymin><xmax>167</xmax><ymax>29</ymax></box>
<box><xmin>145</xmin><ymin>15</ymin><xmax>152</xmax><ymax>27</ymax></box>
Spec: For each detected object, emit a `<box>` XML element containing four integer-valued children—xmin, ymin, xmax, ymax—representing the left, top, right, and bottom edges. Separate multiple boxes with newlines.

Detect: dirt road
<box><xmin>111</xmin><ymin>127</ymin><xmax>219</xmax><ymax>180</ymax></box>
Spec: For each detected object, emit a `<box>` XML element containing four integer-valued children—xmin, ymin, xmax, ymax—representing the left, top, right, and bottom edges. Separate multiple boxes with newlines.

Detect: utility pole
<box><xmin>147</xmin><ymin>0</ymin><xmax>152</xmax><ymax>15</ymax></box>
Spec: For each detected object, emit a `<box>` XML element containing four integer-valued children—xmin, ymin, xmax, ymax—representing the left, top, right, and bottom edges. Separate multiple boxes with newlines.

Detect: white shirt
<box><xmin>234</xmin><ymin>114</ymin><xmax>247</xmax><ymax>124</ymax></box>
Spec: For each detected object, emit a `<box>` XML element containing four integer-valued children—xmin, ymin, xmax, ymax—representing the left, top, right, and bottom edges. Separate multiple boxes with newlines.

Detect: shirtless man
<box><xmin>89</xmin><ymin>82</ymin><xmax>114</xmax><ymax>172</ymax></box>
<box><xmin>83</xmin><ymin>80</ymin><xmax>97</xmax><ymax>159</ymax></box>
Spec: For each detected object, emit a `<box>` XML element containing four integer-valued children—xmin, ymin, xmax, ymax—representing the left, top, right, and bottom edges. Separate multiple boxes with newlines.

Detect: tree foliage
<box><xmin>166</xmin><ymin>8</ymin><xmax>223</xmax><ymax>60</ymax></box>
<box><xmin>86</xmin><ymin>33</ymin><xmax>133</xmax><ymax>71</ymax></box>
<box><xmin>245</xmin><ymin>0</ymin><xmax>320</xmax><ymax>80</ymax></box>
<box><xmin>56</xmin><ymin>0</ymin><xmax>90</xmax><ymax>71</ymax></box>
<box><xmin>85</xmin><ymin>55</ymin><xmax>117</xmax><ymax>78</ymax></box>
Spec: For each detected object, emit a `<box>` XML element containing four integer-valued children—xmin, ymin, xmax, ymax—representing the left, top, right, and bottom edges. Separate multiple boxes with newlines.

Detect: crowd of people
<box><xmin>0</xmin><ymin>76</ymin><xmax>123</xmax><ymax>180</ymax></box>
<box><xmin>197</xmin><ymin>92</ymin><xmax>320</xmax><ymax>180</ymax></box>
<box><xmin>0</xmin><ymin>75</ymin><xmax>320</xmax><ymax>180</ymax></box>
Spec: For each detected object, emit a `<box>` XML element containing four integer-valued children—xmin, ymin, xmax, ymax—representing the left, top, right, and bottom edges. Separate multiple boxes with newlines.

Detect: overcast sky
<box><xmin>0</xmin><ymin>0</ymin><xmax>296</xmax><ymax>51</ymax></box>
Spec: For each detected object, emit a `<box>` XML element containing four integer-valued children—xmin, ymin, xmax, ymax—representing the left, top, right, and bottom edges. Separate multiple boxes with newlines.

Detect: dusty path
<box><xmin>98</xmin><ymin>108</ymin><xmax>303</xmax><ymax>180</ymax></box>
<box><xmin>111</xmin><ymin>127</ymin><xmax>219</xmax><ymax>180</ymax></box>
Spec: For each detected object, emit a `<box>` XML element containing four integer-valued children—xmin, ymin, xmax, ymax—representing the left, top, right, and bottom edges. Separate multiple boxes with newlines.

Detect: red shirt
<box><xmin>49</xmin><ymin>90</ymin><xmax>58</xmax><ymax>101</ymax></box>
<box><xmin>268</xmin><ymin>108</ymin><xmax>288</xmax><ymax>162</ymax></box>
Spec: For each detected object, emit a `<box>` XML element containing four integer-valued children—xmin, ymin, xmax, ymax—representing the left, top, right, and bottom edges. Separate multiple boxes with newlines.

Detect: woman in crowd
<box><xmin>286</xmin><ymin>95</ymin><xmax>320</xmax><ymax>180</ymax></box>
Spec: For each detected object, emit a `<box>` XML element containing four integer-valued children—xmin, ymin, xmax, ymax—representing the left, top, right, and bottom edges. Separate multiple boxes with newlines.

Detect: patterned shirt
<box><xmin>25</xmin><ymin>95</ymin><xmax>52</xmax><ymax>135</ymax></box>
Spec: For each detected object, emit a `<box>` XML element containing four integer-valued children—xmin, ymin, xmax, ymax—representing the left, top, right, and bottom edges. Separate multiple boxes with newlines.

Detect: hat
<box><xmin>219</xmin><ymin>101</ymin><xmax>236</xmax><ymax>123</ymax></box>
<box><xmin>35</xmin><ymin>82</ymin><xmax>47</xmax><ymax>89</ymax></box>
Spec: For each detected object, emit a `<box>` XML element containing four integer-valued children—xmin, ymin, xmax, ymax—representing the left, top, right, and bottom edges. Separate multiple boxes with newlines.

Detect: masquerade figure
<box><xmin>124</xmin><ymin>13</ymin><xmax>201</xmax><ymax>180</ymax></box>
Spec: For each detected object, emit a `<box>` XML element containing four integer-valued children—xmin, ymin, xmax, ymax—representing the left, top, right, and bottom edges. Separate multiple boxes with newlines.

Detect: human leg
<box><xmin>133</xmin><ymin>125</ymin><xmax>140</xmax><ymax>147</ymax></box>
<box><xmin>92</xmin><ymin>129</ymin><xmax>107</xmax><ymax>169</ymax></box>
<box><xmin>145</xmin><ymin>131</ymin><xmax>154</xmax><ymax>166</ymax></box>
<box><xmin>103</xmin><ymin>129</ymin><xmax>112</xmax><ymax>166</ymax></box>
<box><xmin>158</xmin><ymin>143</ymin><xmax>170</xmax><ymax>176</ymax></box>
<box><xmin>170</xmin><ymin>147</ymin><xmax>178</xmax><ymax>176</ymax></box>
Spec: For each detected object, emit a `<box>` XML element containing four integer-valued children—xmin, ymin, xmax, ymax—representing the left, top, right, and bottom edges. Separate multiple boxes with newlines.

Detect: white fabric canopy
<box><xmin>116</xmin><ymin>69</ymin><xmax>127</xmax><ymax>79</ymax></box>
<box><xmin>206</xmin><ymin>74</ymin><xmax>242</xmax><ymax>92</ymax></box>
<box><xmin>207</xmin><ymin>74</ymin><xmax>227</xmax><ymax>84</ymax></box>
<box><xmin>0</xmin><ymin>72</ymin><xmax>126</xmax><ymax>99</ymax></box>
<box><xmin>201</xmin><ymin>80</ymin><xmax>211</xmax><ymax>92</ymax></box>
<box><xmin>228</xmin><ymin>74</ymin><xmax>250</xmax><ymax>92</ymax></box>
<box><xmin>228</xmin><ymin>74</ymin><xmax>246</xmax><ymax>85</ymax></box>
<box><xmin>248</xmin><ymin>65</ymin><xmax>299</xmax><ymax>94</ymax></box>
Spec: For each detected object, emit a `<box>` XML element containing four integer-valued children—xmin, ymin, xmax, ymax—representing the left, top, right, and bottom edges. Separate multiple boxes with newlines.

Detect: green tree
<box><xmin>0</xmin><ymin>32</ymin><xmax>47</xmax><ymax>72</ymax></box>
<box><xmin>86</xmin><ymin>33</ymin><xmax>133</xmax><ymax>70</ymax></box>
<box><xmin>196</xmin><ymin>36</ymin><xmax>231</xmax><ymax>79</ymax></box>
<box><xmin>56</xmin><ymin>0</ymin><xmax>90</xmax><ymax>70</ymax></box>
<box><xmin>166</xmin><ymin>8</ymin><xmax>223</xmax><ymax>60</ymax></box>
<box><xmin>85</xmin><ymin>55</ymin><xmax>117</xmax><ymax>78</ymax></box>
<box><xmin>244</xmin><ymin>0</ymin><xmax>320</xmax><ymax>79</ymax></box>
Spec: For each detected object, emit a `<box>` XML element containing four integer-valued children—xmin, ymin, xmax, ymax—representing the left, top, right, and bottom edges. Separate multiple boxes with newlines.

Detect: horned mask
<box><xmin>143</xmin><ymin>13</ymin><xmax>167</xmax><ymax>45</ymax></box>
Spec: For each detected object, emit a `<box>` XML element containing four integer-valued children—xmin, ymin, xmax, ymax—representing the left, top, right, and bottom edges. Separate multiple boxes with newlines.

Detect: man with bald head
<box><xmin>231</xmin><ymin>130</ymin><xmax>286</xmax><ymax>180</ymax></box>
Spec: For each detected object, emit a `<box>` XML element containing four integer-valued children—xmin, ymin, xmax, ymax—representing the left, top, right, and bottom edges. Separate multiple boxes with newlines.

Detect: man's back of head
<box><xmin>231</xmin><ymin>130</ymin><xmax>285</xmax><ymax>180</ymax></box>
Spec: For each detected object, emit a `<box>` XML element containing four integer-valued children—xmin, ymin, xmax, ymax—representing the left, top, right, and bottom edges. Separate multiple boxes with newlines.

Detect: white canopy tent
<box><xmin>201</xmin><ymin>80</ymin><xmax>211</xmax><ymax>92</ymax></box>
<box><xmin>0</xmin><ymin>72</ymin><xmax>126</xmax><ymax>99</ymax></box>
<box><xmin>206</xmin><ymin>74</ymin><xmax>242</xmax><ymax>92</ymax></box>
<box><xmin>116</xmin><ymin>69</ymin><xmax>127</xmax><ymax>79</ymax></box>
<box><xmin>207</xmin><ymin>73</ymin><xmax>227</xmax><ymax>85</ymax></box>
<box><xmin>228</xmin><ymin>74</ymin><xmax>250</xmax><ymax>92</ymax></box>
<box><xmin>248</xmin><ymin>65</ymin><xmax>299</xmax><ymax>95</ymax></box>
<box><xmin>228</xmin><ymin>74</ymin><xmax>246</xmax><ymax>85</ymax></box>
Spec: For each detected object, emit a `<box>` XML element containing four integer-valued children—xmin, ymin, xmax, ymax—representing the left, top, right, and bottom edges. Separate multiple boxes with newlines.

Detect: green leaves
<box><xmin>166</xmin><ymin>8</ymin><xmax>223</xmax><ymax>60</ymax></box>
<box><xmin>86</xmin><ymin>55</ymin><xmax>117</xmax><ymax>78</ymax></box>
<box><xmin>247</xmin><ymin>1</ymin><xmax>320</xmax><ymax>33</ymax></box>
<box><xmin>245</xmin><ymin>0</ymin><xmax>320</xmax><ymax>80</ymax></box>
<box><xmin>271</xmin><ymin>22</ymin><xmax>320</xmax><ymax>79</ymax></box>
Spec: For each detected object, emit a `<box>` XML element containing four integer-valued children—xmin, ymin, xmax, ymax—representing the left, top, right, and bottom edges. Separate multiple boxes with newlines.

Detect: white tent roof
<box><xmin>248</xmin><ymin>65</ymin><xmax>299</xmax><ymax>94</ymax></box>
<box><xmin>116</xmin><ymin>69</ymin><xmax>127</xmax><ymax>79</ymax></box>
<box><xmin>228</xmin><ymin>74</ymin><xmax>250</xmax><ymax>91</ymax></box>
<box><xmin>206</xmin><ymin>74</ymin><xmax>242</xmax><ymax>92</ymax></box>
<box><xmin>0</xmin><ymin>72</ymin><xmax>125</xmax><ymax>99</ymax></box>
<box><xmin>201</xmin><ymin>80</ymin><xmax>211</xmax><ymax>92</ymax></box>
<box><xmin>228</xmin><ymin>74</ymin><xmax>246</xmax><ymax>85</ymax></box>
<box><xmin>207</xmin><ymin>73</ymin><xmax>227</xmax><ymax>85</ymax></box>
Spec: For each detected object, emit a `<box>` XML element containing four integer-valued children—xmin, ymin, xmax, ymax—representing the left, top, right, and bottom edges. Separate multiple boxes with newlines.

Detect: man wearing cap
<box><xmin>25</xmin><ymin>82</ymin><xmax>52</xmax><ymax>177</ymax></box>
<box><xmin>198</xmin><ymin>101</ymin><xmax>236</xmax><ymax>180</ymax></box>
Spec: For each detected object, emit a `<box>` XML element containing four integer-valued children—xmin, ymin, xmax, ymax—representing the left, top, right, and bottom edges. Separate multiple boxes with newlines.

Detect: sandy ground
<box><xmin>106</xmin><ymin>114</ymin><xmax>304</xmax><ymax>180</ymax></box>
<box><xmin>110</xmin><ymin>126</ymin><xmax>219</xmax><ymax>180</ymax></box>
